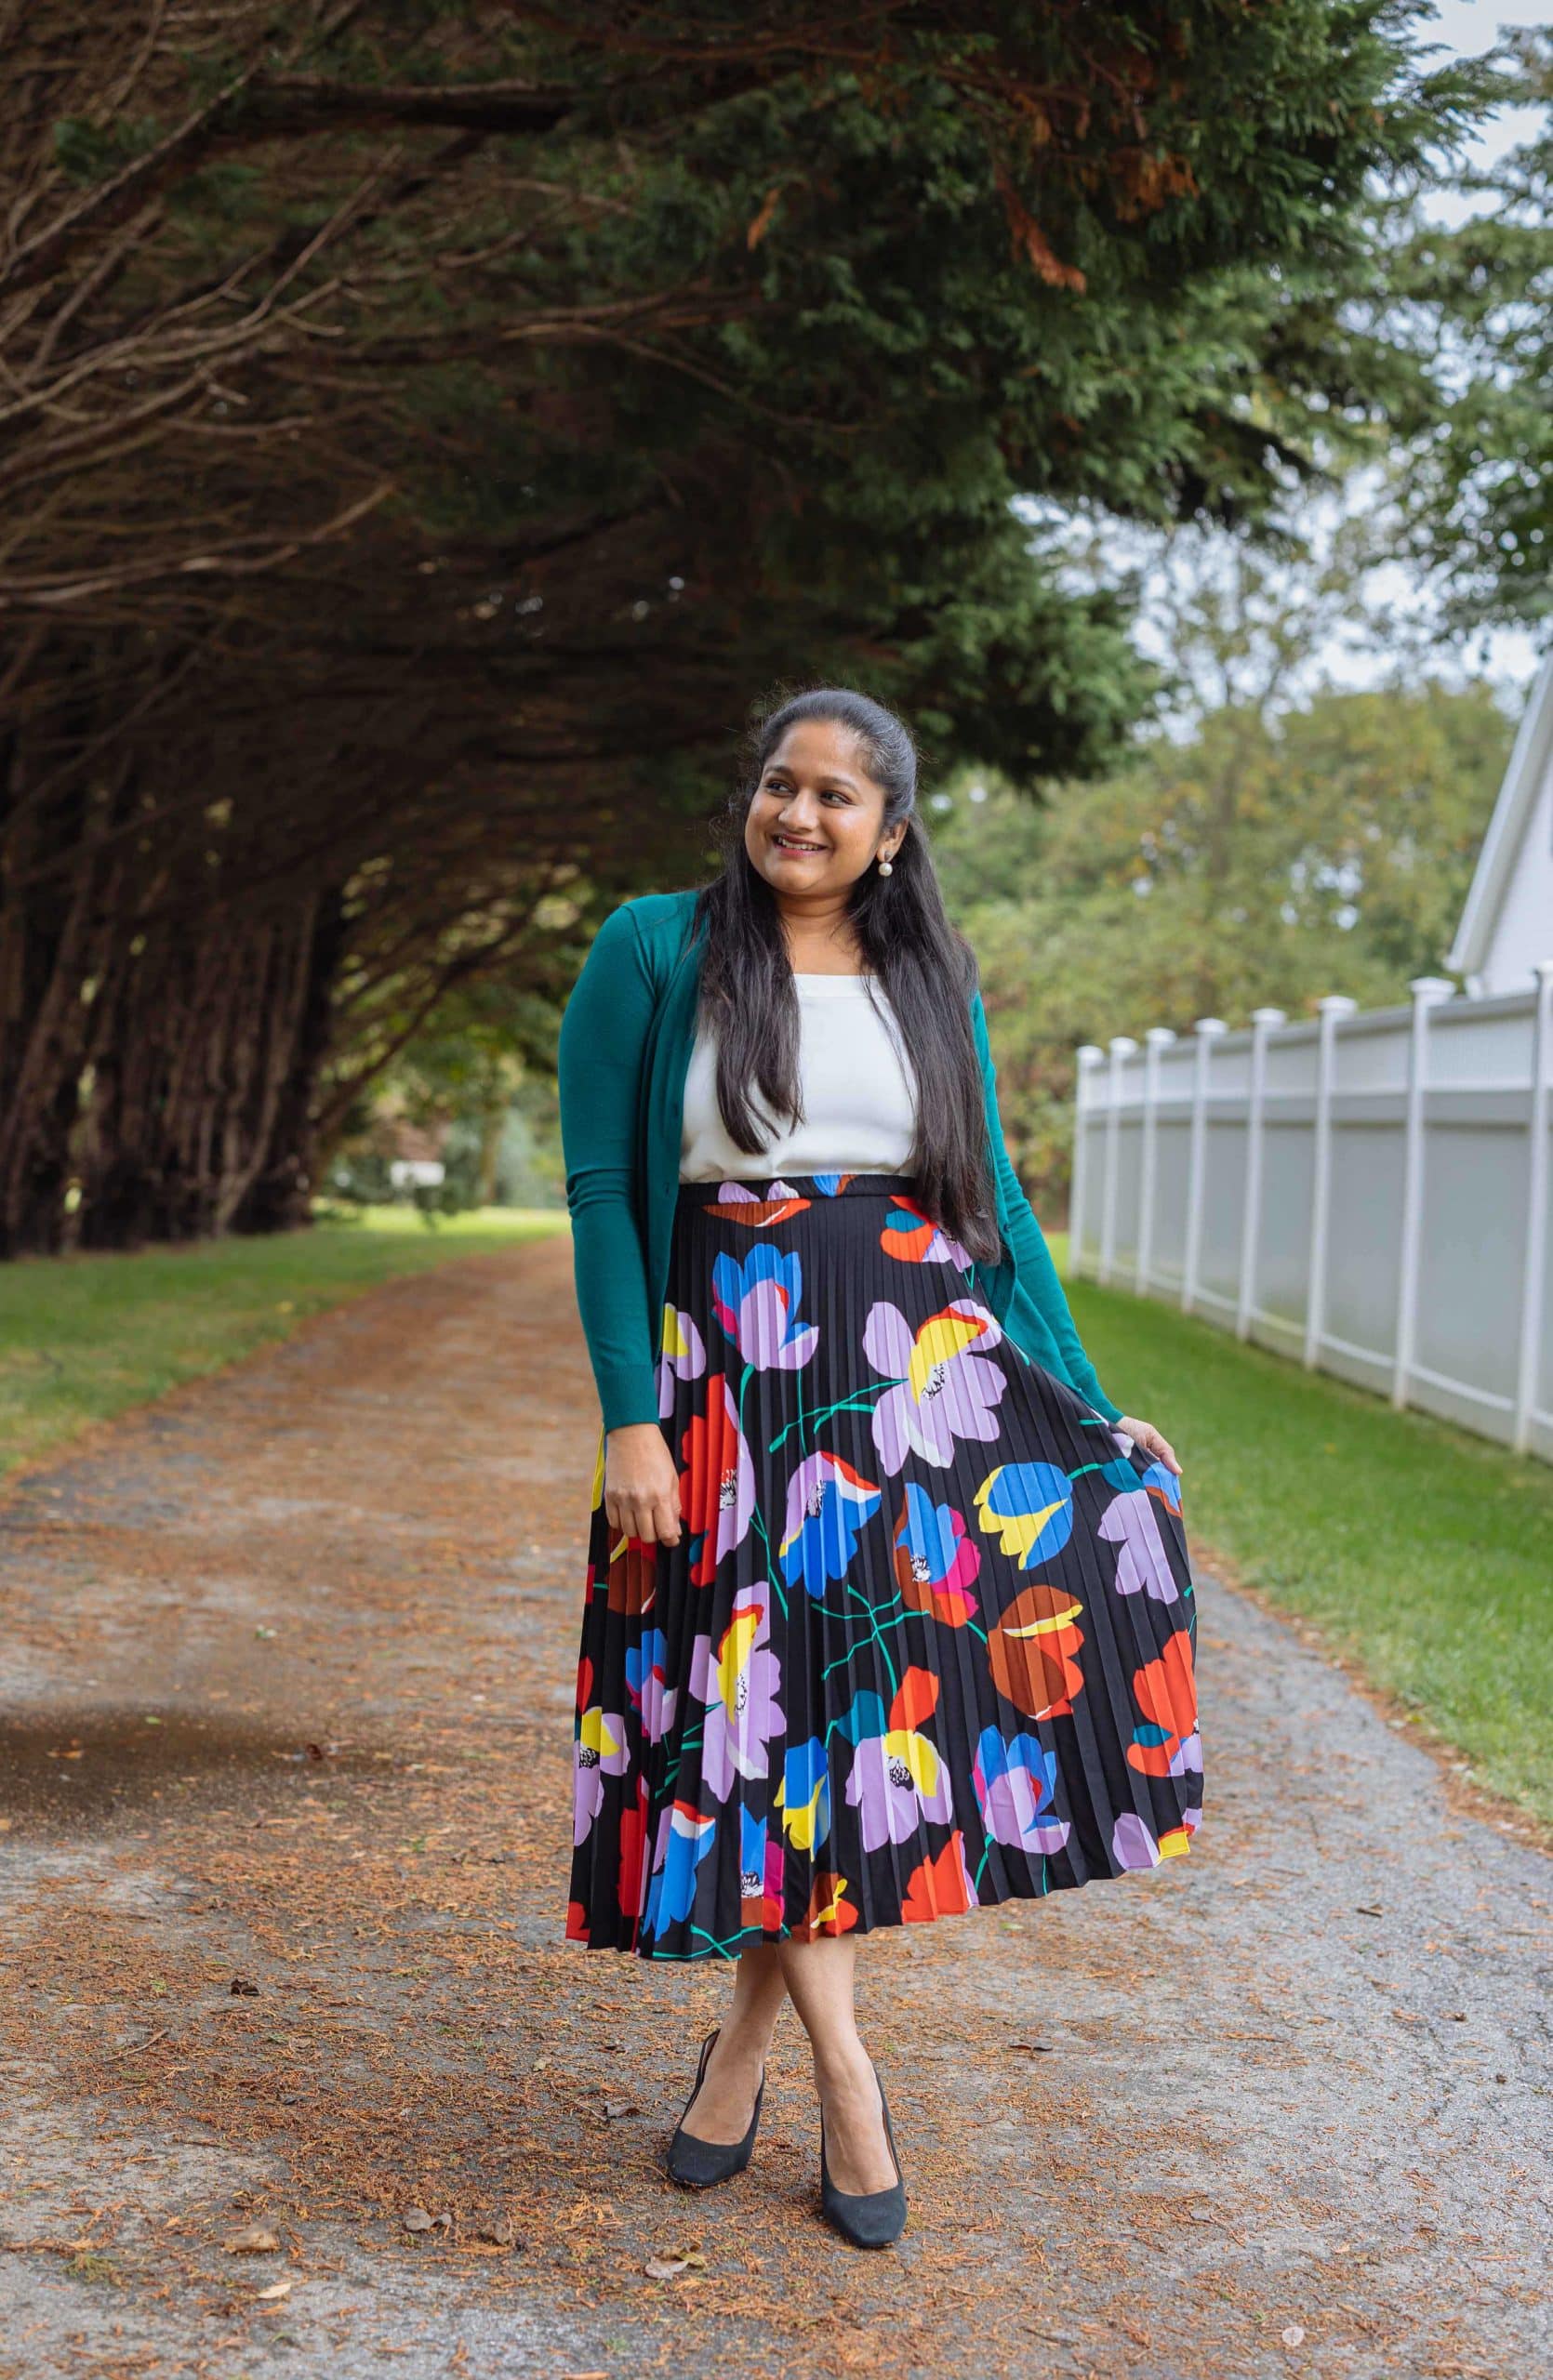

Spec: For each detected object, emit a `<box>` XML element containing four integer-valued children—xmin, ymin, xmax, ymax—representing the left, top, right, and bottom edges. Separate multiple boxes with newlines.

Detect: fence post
<box><xmin>1238</xmin><ymin>1006</ymin><xmax>1286</xmax><ymax>1342</ymax></box>
<box><xmin>1392</xmin><ymin>976</ymin><xmax>1457</xmax><ymax>1411</ymax></box>
<box><xmin>1069</xmin><ymin>1045</ymin><xmax>1105</xmax><ymax>1279</ymax></box>
<box><xmin>1182</xmin><ymin>1018</ymin><xmax>1228</xmax><ymax>1316</ymax></box>
<box><xmin>1304</xmin><ymin>995</ymin><xmax>1359</xmax><ymax>1370</ymax></box>
<box><xmin>1514</xmin><ymin>957</ymin><xmax>1553</xmax><ymax>1454</ymax></box>
<box><xmin>1136</xmin><ymin>1026</ymin><xmax>1176</xmax><ymax>1298</ymax></box>
<box><xmin>1099</xmin><ymin>1036</ymin><xmax>1137</xmax><ymax>1287</ymax></box>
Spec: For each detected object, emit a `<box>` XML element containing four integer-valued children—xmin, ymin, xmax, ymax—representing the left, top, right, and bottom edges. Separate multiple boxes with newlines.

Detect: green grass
<box><xmin>1055</xmin><ymin>1233</ymin><xmax>1553</xmax><ymax>1831</ymax></box>
<box><xmin>0</xmin><ymin>1204</ymin><xmax>567</xmax><ymax>1484</ymax></box>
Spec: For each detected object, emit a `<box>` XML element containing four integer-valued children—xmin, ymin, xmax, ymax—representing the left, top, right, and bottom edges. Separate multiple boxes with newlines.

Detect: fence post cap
<box><xmin>1193</xmin><ymin>1016</ymin><xmax>1230</xmax><ymax>1036</ymax></box>
<box><xmin>1107</xmin><ymin>1035</ymin><xmax>1139</xmax><ymax>1056</ymax></box>
<box><xmin>1408</xmin><ymin>975</ymin><xmax>1456</xmax><ymax>1004</ymax></box>
<box><xmin>1075</xmin><ymin>1043</ymin><xmax>1105</xmax><ymax>1068</ymax></box>
<box><xmin>1251</xmin><ymin>1006</ymin><xmax>1287</xmax><ymax>1026</ymax></box>
<box><xmin>1317</xmin><ymin>994</ymin><xmax>1361</xmax><ymax>1016</ymax></box>
<box><xmin>1145</xmin><ymin>1025</ymin><xmax>1178</xmax><ymax>1046</ymax></box>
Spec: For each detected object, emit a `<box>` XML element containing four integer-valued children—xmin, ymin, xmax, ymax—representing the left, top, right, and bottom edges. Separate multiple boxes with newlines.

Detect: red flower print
<box><xmin>889</xmin><ymin>1665</ymin><xmax>940</xmax><ymax>1732</ymax></box>
<box><xmin>678</xmin><ymin>1370</ymin><xmax>754</xmax><ymax>1587</ymax></box>
<box><xmin>617</xmin><ymin>1776</ymin><xmax>649</xmax><ymax>1943</ymax></box>
<box><xmin>901</xmin><ymin>1831</ymin><xmax>977</xmax><ymax>1922</ymax></box>
<box><xmin>1124</xmin><ymin>1630</ymin><xmax>1201</xmax><ymax>1778</ymax></box>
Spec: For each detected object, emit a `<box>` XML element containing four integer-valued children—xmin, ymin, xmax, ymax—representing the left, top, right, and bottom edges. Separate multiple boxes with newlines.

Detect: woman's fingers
<box><xmin>604</xmin><ymin>1478</ymin><xmax>683</xmax><ymax>1545</ymax></box>
<box><xmin>1124</xmin><ymin>1416</ymin><xmax>1182</xmax><ymax>1476</ymax></box>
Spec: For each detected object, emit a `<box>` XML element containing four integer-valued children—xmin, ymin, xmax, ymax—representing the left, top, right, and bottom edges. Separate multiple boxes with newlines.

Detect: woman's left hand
<box><xmin>1115</xmin><ymin>1414</ymin><xmax>1183</xmax><ymax>1478</ymax></box>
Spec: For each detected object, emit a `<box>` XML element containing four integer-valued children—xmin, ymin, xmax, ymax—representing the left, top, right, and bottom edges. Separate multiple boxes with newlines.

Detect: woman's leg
<box><xmin>776</xmin><ymin>1936</ymin><xmax>897</xmax><ymax>2195</ymax></box>
<box><xmin>678</xmin><ymin>1943</ymin><xmax>788</xmax><ymax>2142</ymax></box>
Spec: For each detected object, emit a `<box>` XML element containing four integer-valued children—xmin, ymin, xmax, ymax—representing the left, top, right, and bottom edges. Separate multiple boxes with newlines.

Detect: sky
<box><xmin>1420</xmin><ymin>0</ymin><xmax>1547</xmax><ymax>226</ymax></box>
<box><xmin>1120</xmin><ymin>2</ymin><xmax>1550</xmax><ymax>711</ymax></box>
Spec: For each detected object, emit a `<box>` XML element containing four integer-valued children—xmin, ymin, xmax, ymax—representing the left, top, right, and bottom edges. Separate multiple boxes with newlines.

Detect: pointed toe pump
<box><xmin>819</xmin><ymin>2062</ymin><xmax>908</xmax><ymax>2248</ymax></box>
<box><xmin>665</xmin><ymin>2027</ymin><xmax>766</xmax><ymax>2189</ymax></box>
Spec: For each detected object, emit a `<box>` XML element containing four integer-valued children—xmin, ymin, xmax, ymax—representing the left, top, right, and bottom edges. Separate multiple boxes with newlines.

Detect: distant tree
<box><xmin>932</xmin><ymin>669</ymin><xmax>1515</xmax><ymax>1208</ymax></box>
<box><xmin>1387</xmin><ymin>25</ymin><xmax>1553</xmax><ymax>627</ymax></box>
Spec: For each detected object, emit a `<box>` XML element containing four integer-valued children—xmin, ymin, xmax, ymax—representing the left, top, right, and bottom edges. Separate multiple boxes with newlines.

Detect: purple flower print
<box><xmin>864</xmin><ymin>1296</ymin><xmax>1008</xmax><ymax>1474</ymax></box>
<box><xmin>839</xmin><ymin>1666</ymin><xmax>953</xmax><ymax>1852</ymax></box>
<box><xmin>778</xmin><ymin>1449</ymin><xmax>882</xmax><ymax>1597</ymax></box>
<box><xmin>573</xmin><ymin>1705</ymin><xmax>630</xmax><ymax>1845</ymax></box>
<box><xmin>657</xmin><ymin>1302</ymin><xmax>706</xmax><ymax>1418</ymax></box>
<box><xmin>624</xmin><ymin>1626</ymin><xmax>678</xmax><ymax>1744</ymax></box>
<box><xmin>711</xmin><ymin>1244</ymin><xmax>818</xmax><ymax>1370</ymax></box>
<box><xmin>971</xmin><ymin>1725</ymin><xmax>1071</xmax><ymax>1855</ymax></box>
<box><xmin>1111</xmin><ymin>1807</ymin><xmax>1197</xmax><ymax>1870</ymax></box>
<box><xmin>1096</xmin><ymin>1483</ymin><xmax>1181</xmax><ymax>1604</ymax></box>
<box><xmin>686</xmin><ymin>1581</ymin><xmax>783</xmax><ymax>1802</ymax></box>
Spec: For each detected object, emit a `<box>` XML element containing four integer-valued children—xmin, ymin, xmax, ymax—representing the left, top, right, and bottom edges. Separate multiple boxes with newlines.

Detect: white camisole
<box><xmin>678</xmin><ymin>973</ymin><xmax>919</xmax><ymax>1183</ymax></box>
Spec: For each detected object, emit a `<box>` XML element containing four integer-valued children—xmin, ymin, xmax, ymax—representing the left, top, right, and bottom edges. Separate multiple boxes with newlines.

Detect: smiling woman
<box><xmin>555</xmin><ymin>686</ymin><xmax>1199</xmax><ymax>2248</ymax></box>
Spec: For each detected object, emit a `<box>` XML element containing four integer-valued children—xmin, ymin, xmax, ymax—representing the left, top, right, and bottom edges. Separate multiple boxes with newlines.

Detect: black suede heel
<box><xmin>819</xmin><ymin>2061</ymin><xmax>907</xmax><ymax>2247</ymax></box>
<box><xmin>665</xmin><ymin>2027</ymin><xmax>766</xmax><ymax>2188</ymax></box>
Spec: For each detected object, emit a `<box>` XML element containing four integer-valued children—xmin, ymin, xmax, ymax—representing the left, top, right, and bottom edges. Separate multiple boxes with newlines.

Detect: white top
<box><xmin>679</xmin><ymin>973</ymin><xmax>919</xmax><ymax>1182</ymax></box>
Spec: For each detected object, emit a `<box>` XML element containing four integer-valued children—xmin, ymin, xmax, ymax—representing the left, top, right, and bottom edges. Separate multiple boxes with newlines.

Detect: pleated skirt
<box><xmin>565</xmin><ymin>1171</ymin><xmax>1202</xmax><ymax>1960</ymax></box>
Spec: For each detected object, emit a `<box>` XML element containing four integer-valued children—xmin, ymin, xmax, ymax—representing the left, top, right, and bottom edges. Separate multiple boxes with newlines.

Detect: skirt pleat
<box><xmin>565</xmin><ymin>1171</ymin><xmax>1202</xmax><ymax>1960</ymax></box>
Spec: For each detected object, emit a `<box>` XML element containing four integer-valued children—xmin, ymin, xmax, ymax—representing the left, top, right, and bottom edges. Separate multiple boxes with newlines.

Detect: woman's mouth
<box><xmin>772</xmin><ymin>833</ymin><xmax>826</xmax><ymax>853</ymax></box>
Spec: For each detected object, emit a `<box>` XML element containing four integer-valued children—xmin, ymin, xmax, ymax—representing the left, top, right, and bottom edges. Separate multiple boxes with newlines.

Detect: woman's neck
<box><xmin>776</xmin><ymin>894</ymin><xmax>866</xmax><ymax>975</ymax></box>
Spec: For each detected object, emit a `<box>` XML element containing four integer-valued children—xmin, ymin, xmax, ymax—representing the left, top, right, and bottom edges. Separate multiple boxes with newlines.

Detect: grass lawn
<box><xmin>0</xmin><ymin>1204</ymin><xmax>567</xmax><ymax>1486</ymax></box>
<box><xmin>1055</xmin><ymin>1232</ymin><xmax>1553</xmax><ymax>1832</ymax></box>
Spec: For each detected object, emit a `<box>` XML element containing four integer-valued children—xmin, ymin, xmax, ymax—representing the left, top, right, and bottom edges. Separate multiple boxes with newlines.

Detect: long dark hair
<box><xmin>689</xmin><ymin>686</ymin><xmax>1002</xmax><ymax>1265</ymax></box>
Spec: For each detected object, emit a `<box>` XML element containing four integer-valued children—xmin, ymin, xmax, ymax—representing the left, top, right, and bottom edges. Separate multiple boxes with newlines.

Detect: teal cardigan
<box><xmin>556</xmin><ymin>887</ymin><xmax>1123</xmax><ymax>1433</ymax></box>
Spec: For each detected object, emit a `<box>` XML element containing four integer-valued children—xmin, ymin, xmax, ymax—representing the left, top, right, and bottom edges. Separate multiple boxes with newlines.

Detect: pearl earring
<box><xmin>877</xmin><ymin>853</ymin><xmax>894</xmax><ymax>876</ymax></box>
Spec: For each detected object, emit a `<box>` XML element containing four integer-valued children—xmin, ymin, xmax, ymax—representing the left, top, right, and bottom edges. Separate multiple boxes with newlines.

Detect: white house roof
<box><xmin>1448</xmin><ymin>649</ymin><xmax>1553</xmax><ymax>981</ymax></box>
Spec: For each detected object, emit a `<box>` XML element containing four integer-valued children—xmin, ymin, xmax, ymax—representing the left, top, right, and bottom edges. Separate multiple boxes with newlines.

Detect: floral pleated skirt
<box><xmin>565</xmin><ymin>1171</ymin><xmax>1202</xmax><ymax>1960</ymax></box>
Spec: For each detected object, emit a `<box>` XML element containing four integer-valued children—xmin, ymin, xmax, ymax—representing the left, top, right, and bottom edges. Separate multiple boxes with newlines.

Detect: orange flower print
<box><xmin>986</xmin><ymin>1581</ymin><xmax>1085</xmax><ymax>1719</ymax></box>
<box><xmin>791</xmin><ymin>1870</ymin><xmax>858</xmax><ymax>1939</ymax></box>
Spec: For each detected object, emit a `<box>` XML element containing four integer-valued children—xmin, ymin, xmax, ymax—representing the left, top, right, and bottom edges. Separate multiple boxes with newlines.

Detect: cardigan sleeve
<box><xmin>969</xmin><ymin>992</ymin><xmax>1125</xmax><ymax>1426</ymax></box>
<box><xmin>557</xmin><ymin>900</ymin><xmax>662</xmax><ymax>1433</ymax></box>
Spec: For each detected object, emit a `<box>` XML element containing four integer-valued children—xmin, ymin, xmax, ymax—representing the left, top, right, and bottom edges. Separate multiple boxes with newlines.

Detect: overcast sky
<box><xmin>1421</xmin><ymin>0</ymin><xmax>1547</xmax><ymax>224</ymax></box>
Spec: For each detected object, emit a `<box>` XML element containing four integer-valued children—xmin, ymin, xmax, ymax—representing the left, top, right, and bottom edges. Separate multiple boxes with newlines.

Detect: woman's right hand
<box><xmin>603</xmin><ymin>1422</ymin><xmax>684</xmax><ymax>1547</ymax></box>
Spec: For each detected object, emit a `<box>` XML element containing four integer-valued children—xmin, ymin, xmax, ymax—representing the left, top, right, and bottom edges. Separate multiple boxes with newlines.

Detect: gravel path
<box><xmin>1</xmin><ymin>1238</ymin><xmax>1548</xmax><ymax>2379</ymax></box>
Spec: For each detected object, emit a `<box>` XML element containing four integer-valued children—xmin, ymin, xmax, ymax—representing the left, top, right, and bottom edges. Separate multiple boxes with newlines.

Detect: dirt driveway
<box><xmin>1</xmin><ymin>1238</ymin><xmax>1548</xmax><ymax>2378</ymax></box>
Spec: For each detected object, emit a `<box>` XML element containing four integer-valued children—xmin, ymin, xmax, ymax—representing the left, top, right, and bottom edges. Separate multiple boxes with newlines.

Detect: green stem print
<box><xmin>771</xmin><ymin>1384</ymin><xmax>883</xmax><ymax>1453</ymax></box>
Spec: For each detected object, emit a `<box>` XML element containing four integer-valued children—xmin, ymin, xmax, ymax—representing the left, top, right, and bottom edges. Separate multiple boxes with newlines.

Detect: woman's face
<box><xmin>744</xmin><ymin>718</ymin><xmax>903</xmax><ymax>897</ymax></box>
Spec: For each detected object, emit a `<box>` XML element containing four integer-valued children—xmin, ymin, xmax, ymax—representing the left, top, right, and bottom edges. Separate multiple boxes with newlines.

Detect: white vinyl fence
<box><xmin>1068</xmin><ymin>961</ymin><xmax>1553</xmax><ymax>1463</ymax></box>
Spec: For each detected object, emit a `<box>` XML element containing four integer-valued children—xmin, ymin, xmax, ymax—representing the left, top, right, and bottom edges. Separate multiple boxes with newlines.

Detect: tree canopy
<box><xmin>0</xmin><ymin>1</ymin><xmax>1483</xmax><ymax>1252</ymax></box>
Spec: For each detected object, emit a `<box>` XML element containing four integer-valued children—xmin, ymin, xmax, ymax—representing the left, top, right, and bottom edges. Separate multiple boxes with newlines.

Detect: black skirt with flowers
<box><xmin>565</xmin><ymin>1171</ymin><xmax>1201</xmax><ymax>1960</ymax></box>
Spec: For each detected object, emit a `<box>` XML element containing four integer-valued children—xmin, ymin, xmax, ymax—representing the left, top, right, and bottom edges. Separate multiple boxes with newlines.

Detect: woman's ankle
<box><xmin>711</xmin><ymin>2009</ymin><xmax>777</xmax><ymax>2065</ymax></box>
<box><xmin>811</xmin><ymin>2034</ymin><xmax>876</xmax><ymax>2096</ymax></box>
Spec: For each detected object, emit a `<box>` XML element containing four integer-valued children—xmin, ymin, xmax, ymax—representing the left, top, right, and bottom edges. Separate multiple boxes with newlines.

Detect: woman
<box><xmin>558</xmin><ymin>687</ymin><xmax>1201</xmax><ymax>2249</ymax></box>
